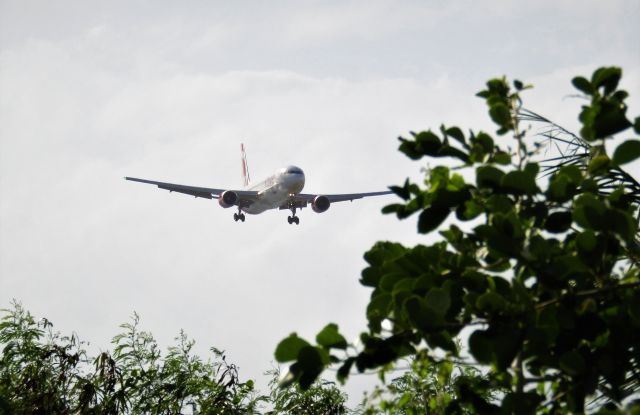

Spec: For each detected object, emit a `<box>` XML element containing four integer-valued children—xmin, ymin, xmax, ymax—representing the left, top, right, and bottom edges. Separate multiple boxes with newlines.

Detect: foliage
<box><xmin>266</xmin><ymin>367</ymin><xmax>348</xmax><ymax>414</ymax></box>
<box><xmin>275</xmin><ymin>67</ymin><xmax>640</xmax><ymax>413</ymax></box>
<box><xmin>357</xmin><ymin>353</ymin><xmax>494</xmax><ymax>414</ymax></box>
<box><xmin>0</xmin><ymin>302</ymin><xmax>263</xmax><ymax>414</ymax></box>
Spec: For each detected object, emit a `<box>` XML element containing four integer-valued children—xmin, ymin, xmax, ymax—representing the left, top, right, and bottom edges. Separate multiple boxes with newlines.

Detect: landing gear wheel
<box><xmin>234</xmin><ymin>206</ymin><xmax>246</xmax><ymax>222</ymax></box>
<box><xmin>287</xmin><ymin>204</ymin><xmax>300</xmax><ymax>225</ymax></box>
<box><xmin>287</xmin><ymin>215</ymin><xmax>300</xmax><ymax>225</ymax></box>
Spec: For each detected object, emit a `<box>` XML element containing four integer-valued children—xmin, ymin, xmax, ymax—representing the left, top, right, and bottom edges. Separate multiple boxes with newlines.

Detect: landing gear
<box><xmin>287</xmin><ymin>205</ymin><xmax>300</xmax><ymax>225</ymax></box>
<box><xmin>234</xmin><ymin>207</ymin><xmax>245</xmax><ymax>222</ymax></box>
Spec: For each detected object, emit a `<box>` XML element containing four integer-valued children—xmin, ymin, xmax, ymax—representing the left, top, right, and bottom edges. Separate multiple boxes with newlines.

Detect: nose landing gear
<box><xmin>287</xmin><ymin>205</ymin><xmax>300</xmax><ymax>225</ymax></box>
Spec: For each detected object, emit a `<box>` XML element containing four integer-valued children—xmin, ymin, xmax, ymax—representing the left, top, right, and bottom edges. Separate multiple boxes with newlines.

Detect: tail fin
<box><xmin>241</xmin><ymin>143</ymin><xmax>251</xmax><ymax>187</ymax></box>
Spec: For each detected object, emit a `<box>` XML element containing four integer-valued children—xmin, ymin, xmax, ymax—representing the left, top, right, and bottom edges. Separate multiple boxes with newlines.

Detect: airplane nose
<box><xmin>290</xmin><ymin>172</ymin><xmax>305</xmax><ymax>192</ymax></box>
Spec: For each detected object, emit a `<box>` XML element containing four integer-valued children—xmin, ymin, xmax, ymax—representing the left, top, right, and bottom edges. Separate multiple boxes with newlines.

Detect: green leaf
<box><xmin>316</xmin><ymin>323</ymin><xmax>347</xmax><ymax>349</ymax></box>
<box><xmin>612</xmin><ymin>140</ymin><xmax>640</xmax><ymax>165</ymax></box>
<box><xmin>380</xmin><ymin>271</ymin><xmax>410</xmax><ymax>292</ymax></box>
<box><xmin>486</xmin><ymin>195</ymin><xmax>513</xmax><ymax>213</ymax></box>
<box><xmin>492</xmin><ymin>151</ymin><xmax>511</xmax><ymax>165</ymax></box>
<box><xmin>559</xmin><ymin>350</ymin><xmax>586</xmax><ymax>376</ymax></box>
<box><xmin>445</xmin><ymin>126</ymin><xmax>466</xmax><ymax>145</ymax></box>
<box><xmin>404</xmin><ymin>296</ymin><xmax>440</xmax><ymax>331</ymax></box>
<box><xmin>415</xmin><ymin>131</ymin><xmax>442</xmax><ymax>156</ymax></box>
<box><xmin>476</xmin><ymin>165</ymin><xmax>504</xmax><ymax>189</ymax></box>
<box><xmin>296</xmin><ymin>346</ymin><xmax>326</xmax><ymax>389</ymax></box>
<box><xmin>437</xmin><ymin>145</ymin><xmax>470</xmax><ymax>162</ymax></box>
<box><xmin>489</xmin><ymin>103</ymin><xmax>512</xmax><ymax>131</ymax></box>
<box><xmin>468</xmin><ymin>330</ymin><xmax>492</xmax><ymax>363</ymax></box>
<box><xmin>367</xmin><ymin>293</ymin><xmax>391</xmax><ymax>331</ymax></box>
<box><xmin>587</xmin><ymin>155</ymin><xmax>610</xmax><ymax>174</ymax></box>
<box><xmin>544</xmin><ymin>211</ymin><xmax>573</xmax><ymax>233</ymax></box>
<box><xmin>381</xmin><ymin>203</ymin><xmax>402</xmax><ymax>214</ymax></box>
<box><xmin>501</xmin><ymin>171</ymin><xmax>538</xmax><ymax>195</ymax></box>
<box><xmin>424</xmin><ymin>287</ymin><xmax>451</xmax><ymax>317</ymax></box>
<box><xmin>573</xmin><ymin>194</ymin><xmax>606</xmax><ymax>230</ymax></box>
<box><xmin>476</xmin><ymin>292</ymin><xmax>505</xmax><ymax>312</ymax></box>
<box><xmin>607</xmin><ymin>208</ymin><xmax>636</xmax><ymax>241</ymax></box>
<box><xmin>337</xmin><ymin>357</ymin><xmax>355</xmax><ymax>383</ymax></box>
<box><xmin>594</xmin><ymin>101</ymin><xmax>632</xmax><ymax>138</ymax></box>
<box><xmin>275</xmin><ymin>333</ymin><xmax>311</xmax><ymax>362</ymax></box>
<box><xmin>576</xmin><ymin>230</ymin><xmax>597</xmax><ymax>254</ymax></box>
<box><xmin>418</xmin><ymin>206</ymin><xmax>450</xmax><ymax>234</ymax></box>
<box><xmin>628</xmin><ymin>302</ymin><xmax>640</xmax><ymax>325</ymax></box>
<box><xmin>571</xmin><ymin>76</ymin><xmax>593</xmax><ymax>95</ymax></box>
<box><xmin>547</xmin><ymin>174</ymin><xmax>577</xmax><ymax>203</ymax></box>
<box><xmin>591</xmin><ymin>66</ymin><xmax>621</xmax><ymax>95</ymax></box>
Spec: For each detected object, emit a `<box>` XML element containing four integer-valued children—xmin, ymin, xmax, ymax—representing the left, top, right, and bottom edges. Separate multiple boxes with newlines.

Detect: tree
<box><xmin>275</xmin><ymin>67</ymin><xmax>640</xmax><ymax>413</ymax></box>
<box><xmin>0</xmin><ymin>302</ymin><xmax>264</xmax><ymax>414</ymax></box>
<box><xmin>0</xmin><ymin>302</ymin><xmax>356</xmax><ymax>414</ymax></box>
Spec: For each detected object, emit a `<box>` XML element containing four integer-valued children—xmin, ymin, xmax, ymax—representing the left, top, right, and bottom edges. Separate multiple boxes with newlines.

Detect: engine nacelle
<box><xmin>311</xmin><ymin>195</ymin><xmax>331</xmax><ymax>213</ymax></box>
<box><xmin>218</xmin><ymin>191</ymin><xmax>239</xmax><ymax>208</ymax></box>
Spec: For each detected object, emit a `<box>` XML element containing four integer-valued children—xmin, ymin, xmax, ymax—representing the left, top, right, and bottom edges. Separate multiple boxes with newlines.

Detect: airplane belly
<box><xmin>242</xmin><ymin>184</ymin><xmax>289</xmax><ymax>214</ymax></box>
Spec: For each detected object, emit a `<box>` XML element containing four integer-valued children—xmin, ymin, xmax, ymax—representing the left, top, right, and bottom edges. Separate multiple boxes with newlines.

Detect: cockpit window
<box><xmin>286</xmin><ymin>166</ymin><xmax>303</xmax><ymax>175</ymax></box>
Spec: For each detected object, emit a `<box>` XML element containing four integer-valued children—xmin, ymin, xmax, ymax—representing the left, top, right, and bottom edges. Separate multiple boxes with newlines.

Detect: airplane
<box><xmin>125</xmin><ymin>144</ymin><xmax>392</xmax><ymax>224</ymax></box>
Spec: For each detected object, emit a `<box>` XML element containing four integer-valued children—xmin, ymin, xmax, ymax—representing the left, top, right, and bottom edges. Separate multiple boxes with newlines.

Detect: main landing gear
<box><xmin>287</xmin><ymin>205</ymin><xmax>300</xmax><ymax>225</ymax></box>
<box><xmin>234</xmin><ymin>206</ymin><xmax>245</xmax><ymax>222</ymax></box>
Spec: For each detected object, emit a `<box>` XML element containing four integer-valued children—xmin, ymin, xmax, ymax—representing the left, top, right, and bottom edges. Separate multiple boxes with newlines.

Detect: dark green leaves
<box><xmin>477</xmin><ymin>77</ymin><xmax>518</xmax><ymax>135</ymax></box>
<box><xmin>294</xmin><ymin>347</ymin><xmax>326</xmax><ymax>389</ymax></box>
<box><xmin>559</xmin><ymin>350</ymin><xmax>586</xmax><ymax>376</ymax></box>
<box><xmin>316</xmin><ymin>324</ymin><xmax>347</xmax><ymax>350</ymax></box>
<box><xmin>418</xmin><ymin>206</ymin><xmax>450</xmax><ymax>234</ymax></box>
<box><xmin>398</xmin><ymin>129</ymin><xmax>470</xmax><ymax>163</ymax></box>
<box><xmin>274</xmin><ymin>68</ymin><xmax>640</xmax><ymax>412</ymax></box>
<box><xmin>612</xmin><ymin>139</ymin><xmax>640</xmax><ymax>166</ymax></box>
<box><xmin>476</xmin><ymin>165</ymin><xmax>504</xmax><ymax>189</ymax></box>
<box><xmin>469</xmin><ymin>326</ymin><xmax>521</xmax><ymax>370</ymax></box>
<box><xmin>572</xmin><ymin>76</ymin><xmax>593</xmax><ymax>95</ymax></box>
<box><xmin>577</xmin><ymin>67</ymin><xmax>632</xmax><ymax>141</ymax></box>
<box><xmin>489</xmin><ymin>103</ymin><xmax>511</xmax><ymax>128</ymax></box>
<box><xmin>275</xmin><ymin>333</ymin><xmax>311</xmax><ymax>362</ymax></box>
<box><xmin>424</xmin><ymin>287</ymin><xmax>451</xmax><ymax>315</ymax></box>
<box><xmin>591</xmin><ymin>66</ymin><xmax>622</xmax><ymax>95</ymax></box>
<box><xmin>545</xmin><ymin>211</ymin><xmax>573</xmax><ymax>233</ymax></box>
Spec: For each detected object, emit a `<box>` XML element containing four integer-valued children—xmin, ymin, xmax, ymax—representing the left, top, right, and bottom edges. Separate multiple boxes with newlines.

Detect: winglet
<box><xmin>241</xmin><ymin>143</ymin><xmax>251</xmax><ymax>188</ymax></box>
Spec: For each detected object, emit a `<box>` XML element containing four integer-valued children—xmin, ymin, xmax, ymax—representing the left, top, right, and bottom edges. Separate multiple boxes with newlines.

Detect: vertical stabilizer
<box><xmin>241</xmin><ymin>143</ymin><xmax>251</xmax><ymax>188</ymax></box>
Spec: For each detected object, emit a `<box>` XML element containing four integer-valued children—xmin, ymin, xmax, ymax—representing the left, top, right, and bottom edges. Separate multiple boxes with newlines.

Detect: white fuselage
<box><xmin>242</xmin><ymin>165</ymin><xmax>305</xmax><ymax>214</ymax></box>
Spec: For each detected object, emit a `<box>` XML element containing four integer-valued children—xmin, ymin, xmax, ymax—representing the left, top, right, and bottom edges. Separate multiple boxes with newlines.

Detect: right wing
<box><xmin>125</xmin><ymin>177</ymin><xmax>258</xmax><ymax>204</ymax></box>
<box><xmin>293</xmin><ymin>190</ymin><xmax>393</xmax><ymax>204</ymax></box>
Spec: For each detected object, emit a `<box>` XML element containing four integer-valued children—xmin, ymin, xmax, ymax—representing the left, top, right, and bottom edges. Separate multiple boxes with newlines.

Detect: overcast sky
<box><xmin>1</xmin><ymin>0</ymin><xmax>639</xmax><ymax>406</ymax></box>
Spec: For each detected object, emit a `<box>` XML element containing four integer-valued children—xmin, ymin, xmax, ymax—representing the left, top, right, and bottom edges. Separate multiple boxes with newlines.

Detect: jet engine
<box><xmin>311</xmin><ymin>195</ymin><xmax>331</xmax><ymax>213</ymax></box>
<box><xmin>218</xmin><ymin>190</ymin><xmax>238</xmax><ymax>208</ymax></box>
